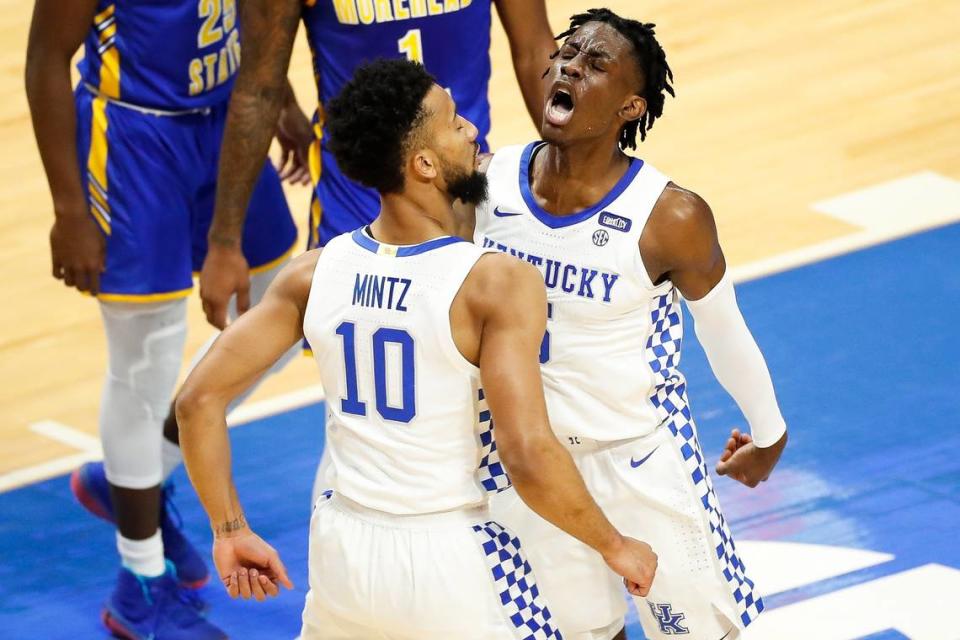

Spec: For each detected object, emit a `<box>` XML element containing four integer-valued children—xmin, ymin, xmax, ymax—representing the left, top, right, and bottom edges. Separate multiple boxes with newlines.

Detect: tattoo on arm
<box><xmin>213</xmin><ymin>513</ymin><xmax>247</xmax><ymax>538</ymax></box>
<box><xmin>210</xmin><ymin>0</ymin><xmax>300</xmax><ymax>246</ymax></box>
<box><xmin>214</xmin><ymin>513</ymin><xmax>248</xmax><ymax>538</ymax></box>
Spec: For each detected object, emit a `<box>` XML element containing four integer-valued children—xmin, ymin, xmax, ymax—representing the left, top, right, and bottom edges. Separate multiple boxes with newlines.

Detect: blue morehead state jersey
<box><xmin>301</xmin><ymin>0</ymin><xmax>493</xmax><ymax>246</ymax></box>
<box><xmin>78</xmin><ymin>0</ymin><xmax>241</xmax><ymax>110</ymax></box>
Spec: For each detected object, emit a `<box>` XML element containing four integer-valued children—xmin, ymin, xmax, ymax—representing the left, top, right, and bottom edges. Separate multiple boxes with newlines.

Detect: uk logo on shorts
<box><xmin>647</xmin><ymin>602</ymin><xmax>689</xmax><ymax>635</ymax></box>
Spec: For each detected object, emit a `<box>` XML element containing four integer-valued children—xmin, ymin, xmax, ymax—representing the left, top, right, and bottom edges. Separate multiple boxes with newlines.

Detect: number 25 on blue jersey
<box><xmin>336</xmin><ymin>322</ymin><xmax>417</xmax><ymax>423</ymax></box>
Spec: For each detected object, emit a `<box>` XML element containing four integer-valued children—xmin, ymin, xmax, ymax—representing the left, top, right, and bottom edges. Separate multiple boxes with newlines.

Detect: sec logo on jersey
<box><xmin>592</xmin><ymin>229</ymin><xmax>610</xmax><ymax>246</ymax></box>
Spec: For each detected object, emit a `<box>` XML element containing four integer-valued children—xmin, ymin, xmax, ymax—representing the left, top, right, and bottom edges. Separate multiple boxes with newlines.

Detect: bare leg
<box><xmin>111</xmin><ymin>484</ymin><xmax>162</xmax><ymax>540</ymax></box>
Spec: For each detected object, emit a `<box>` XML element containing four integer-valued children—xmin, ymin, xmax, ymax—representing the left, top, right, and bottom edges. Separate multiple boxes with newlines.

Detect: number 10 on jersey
<box><xmin>336</xmin><ymin>322</ymin><xmax>417</xmax><ymax>423</ymax></box>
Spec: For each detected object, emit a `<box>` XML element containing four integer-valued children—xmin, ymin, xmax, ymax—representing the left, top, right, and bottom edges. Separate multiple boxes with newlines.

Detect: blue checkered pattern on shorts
<box><xmin>471</xmin><ymin>521</ymin><xmax>562</xmax><ymax>640</ymax></box>
<box><xmin>645</xmin><ymin>289</ymin><xmax>764</xmax><ymax>628</ymax></box>
<box><xmin>477</xmin><ymin>388</ymin><xmax>512</xmax><ymax>493</ymax></box>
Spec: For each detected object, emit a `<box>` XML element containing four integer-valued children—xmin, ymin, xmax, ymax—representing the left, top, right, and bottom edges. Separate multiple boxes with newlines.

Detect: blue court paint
<box><xmin>1</xmin><ymin>224</ymin><xmax>958</xmax><ymax>638</ymax></box>
<box><xmin>0</xmin><ymin>404</ymin><xmax>325</xmax><ymax>639</ymax></box>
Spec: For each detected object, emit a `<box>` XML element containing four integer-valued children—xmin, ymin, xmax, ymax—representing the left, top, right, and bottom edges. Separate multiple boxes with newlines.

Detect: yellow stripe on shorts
<box><xmin>94</xmin><ymin>3</ymin><xmax>116</xmax><ymax>25</ymax></box>
<box><xmin>86</xmin><ymin>96</ymin><xmax>111</xmax><ymax>236</ymax></box>
<box><xmin>86</xmin><ymin>6</ymin><xmax>120</xmax><ymax>235</ymax></box>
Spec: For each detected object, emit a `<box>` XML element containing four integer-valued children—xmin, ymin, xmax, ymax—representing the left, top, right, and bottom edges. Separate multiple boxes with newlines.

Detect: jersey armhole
<box><xmin>634</xmin><ymin>220</ymin><xmax>672</xmax><ymax>292</ymax></box>
<box><xmin>437</xmin><ymin>249</ymin><xmax>499</xmax><ymax>377</ymax></box>
<box><xmin>301</xmin><ymin>240</ymin><xmax>338</xmax><ymax>341</ymax></box>
<box><xmin>627</xmin><ymin>168</ymin><xmax>673</xmax><ymax>292</ymax></box>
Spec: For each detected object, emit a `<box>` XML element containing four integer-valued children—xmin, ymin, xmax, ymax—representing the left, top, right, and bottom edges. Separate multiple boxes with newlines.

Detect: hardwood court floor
<box><xmin>1</xmin><ymin>0</ymin><xmax>958</xmax><ymax>477</ymax></box>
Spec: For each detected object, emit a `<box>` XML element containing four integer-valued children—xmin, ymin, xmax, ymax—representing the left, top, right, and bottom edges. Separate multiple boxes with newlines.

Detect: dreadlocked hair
<box><xmin>556</xmin><ymin>8</ymin><xmax>674</xmax><ymax>149</ymax></box>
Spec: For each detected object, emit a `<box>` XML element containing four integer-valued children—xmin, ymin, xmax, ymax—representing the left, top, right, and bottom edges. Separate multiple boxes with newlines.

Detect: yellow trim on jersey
<box><xmin>189</xmin><ymin>238</ymin><xmax>299</xmax><ymax>277</ymax></box>
<box><xmin>99</xmin><ymin>44</ymin><xmax>121</xmax><ymax>98</ymax></box>
<box><xmin>308</xmin><ymin>118</ymin><xmax>323</xmax><ymax>185</ymax></box>
<box><xmin>308</xmin><ymin>115</ymin><xmax>324</xmax><ymax>248</ymax></box>
<box><xmin>97</xmin><ymin>287</ymin><xmax>194</xmax><ymax>304</ymax></box>
<box><xmin>249</xmin><ymin>238</ymin><xmax>299</xmax><ymax>275</ymax></box>
<box><xmin>99</xmin><ymin>22</ymin><xmax>117</xmax><ymax>42</ymax></box>
<box><xmin>85</xmin><ymin>11</ymin><xmax>120</xmax><ymax>235</ymax></box>
<box><xmin>309</xmin><ymin>194</ymin><xmax>323</xmax><ymax>249</ymax></box>
<box><xmin>96</xmin><ymin>4</ymin><xmax>120</xmax><ymax>98</ymax></box>
<box><xmin>94</xmin><ymin>3</ymin><xmax>116</xmax><ymax>24</ymax></box>
<box><xmin>86</xmin><ymin>96</ymin><xmax>111</xmax><ymax>236</ymax></box>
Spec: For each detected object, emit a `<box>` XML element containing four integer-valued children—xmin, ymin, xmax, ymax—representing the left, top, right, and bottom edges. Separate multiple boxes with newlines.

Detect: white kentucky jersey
<box><xmin>475</xmin><ymin>142</ymin><xmax>684</xmax><ymax>444</ymax></box>
<box><xmin>303</xmin><ymin>228</ymin><xmax>506</xmax><ymax>515</ymax></box>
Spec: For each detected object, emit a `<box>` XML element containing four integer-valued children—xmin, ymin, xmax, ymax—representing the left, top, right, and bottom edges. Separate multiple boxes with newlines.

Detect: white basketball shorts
<box><xmin>300</xmin><ymin>493</ymin><xmax>563</xmax><ymax>640</ymax></box>
<box><xmin>490</xmin><ymin>413</ymin><xmax>763</xmax><ymax>640</ymax></box>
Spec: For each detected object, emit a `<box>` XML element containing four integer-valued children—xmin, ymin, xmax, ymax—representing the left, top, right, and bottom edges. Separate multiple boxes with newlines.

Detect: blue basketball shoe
<box><xmin>71</xmin><ymin>462</ymin><xmax>210</xmax><ymax>589</ymax></box>
<box><xmin>102</xmin><ymin>565</ymin><xmax>226</xmax><ymax>640</ymax></box>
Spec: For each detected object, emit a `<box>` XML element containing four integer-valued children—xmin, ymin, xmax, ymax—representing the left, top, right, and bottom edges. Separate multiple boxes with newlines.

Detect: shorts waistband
<box><xmin>82</xmin><ymin>83</ymin><xmax>214</xmax><ymax>117</ymax></box>
<box><xmin>329</xmin><ymin>493</ymin><xmax>489</xmax><ymax>529</ymax></box>
<box><xmin>563</xmin><ymin>427</ymin><xmax>661</xmax><ymax>454</ymax></box>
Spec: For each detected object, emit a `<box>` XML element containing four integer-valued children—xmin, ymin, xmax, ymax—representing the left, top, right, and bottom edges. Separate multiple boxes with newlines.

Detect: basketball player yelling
<box><xmin>471</xmin><ymin>9</ymin><xmax>789</xmax><ymax>640</ymax></box>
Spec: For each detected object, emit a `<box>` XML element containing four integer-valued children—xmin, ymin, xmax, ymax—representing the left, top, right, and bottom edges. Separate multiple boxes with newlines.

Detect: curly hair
<box><xmin>326</xmin><ymin>58</ymin><xmax>436</xmax><ymax>193</ymax></box>
<box><xmin>556</xmin><ymin>8</ymin><xmax>675</xmax><ymax>149</ymax></box>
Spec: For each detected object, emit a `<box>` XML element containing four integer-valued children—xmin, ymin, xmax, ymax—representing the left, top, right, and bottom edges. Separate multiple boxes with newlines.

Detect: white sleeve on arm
<box><xmin>685</xmin><ymin>273</ymin><xmax>787</xmax><ymax>448</ymax></box>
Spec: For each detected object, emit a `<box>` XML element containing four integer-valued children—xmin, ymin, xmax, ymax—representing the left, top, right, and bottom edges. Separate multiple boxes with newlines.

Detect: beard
<box><xmin>443</xmin><ymin>162</ymin><xmax>488</xmax><ymax>205</ymax></box>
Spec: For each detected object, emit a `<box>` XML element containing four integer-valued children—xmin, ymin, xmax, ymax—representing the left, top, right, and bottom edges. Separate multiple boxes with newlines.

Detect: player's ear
<box><xmin>619</xmin><ymin>95</ymin><xmax>646</xmax><ymax>123</ymax></box>
<box><xmin>412</xmin><ymin>149</ymin><xmax>439</xmax><ymax>182</ymax></box>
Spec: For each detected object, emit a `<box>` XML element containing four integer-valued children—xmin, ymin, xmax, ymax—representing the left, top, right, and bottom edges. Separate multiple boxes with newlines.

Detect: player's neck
<box><xmin>533</xmin><ymin>140</ymin><xmax>632</xmax><ymax>215</ymax></box>
<box><xmin>373</xmin><ymin>191</ymin><xmax>457</xmax><ymax>245</ymax></box>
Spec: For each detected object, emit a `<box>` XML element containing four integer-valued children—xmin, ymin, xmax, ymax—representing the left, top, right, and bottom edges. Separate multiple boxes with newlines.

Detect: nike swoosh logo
<box><xmin>630</xmin><ymin>446</ymin><xmax>660</xmax><ymax>468</ymax></box>
<box><xmin>493</xmin><ymin>207</ymin><xmax>523</xmax><ymax>218</ymax></box>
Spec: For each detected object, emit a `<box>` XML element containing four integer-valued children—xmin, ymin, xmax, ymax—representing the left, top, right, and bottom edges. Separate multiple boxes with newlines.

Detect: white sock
<box><xmin>161</xmin><ymin>437</ymin><xmax>183</xmax><ymax>481</ymax></box>
<box><xmin>117</xmin><ymin>530</ymin><xmax>166</xmax><ymax>578</ymax></box>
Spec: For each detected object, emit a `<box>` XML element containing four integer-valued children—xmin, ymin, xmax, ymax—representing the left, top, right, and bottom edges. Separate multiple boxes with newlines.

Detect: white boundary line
<box><xmin>0</xmin><ymin>386</ymin><xmax>327</xmax><ymax>493</ymax></box>
<box><xmin>227</xmin><ymin>385</ymin><xmax>325</xmax><ymax>427</ymax></box>
<box><xmin>0</xmin><ymin>452</ymin><xmax>100</xmax><ymax>493</ymax></box>
<box><xmin>29</xmin><ymin>420</ymin><xmax>102</xmax><ymax>455</ymax></box>
<box><xmin>4</xmin><ymin>216</ymin><xmax>957</xmax><ymax>495</ymax></box>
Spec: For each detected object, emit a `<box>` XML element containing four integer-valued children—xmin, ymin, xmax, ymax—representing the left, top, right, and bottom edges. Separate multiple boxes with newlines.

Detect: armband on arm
<box><xmin>685</xmin><ymin>274</ymin><xmax>787</xmax><ymax>447</ymax></box>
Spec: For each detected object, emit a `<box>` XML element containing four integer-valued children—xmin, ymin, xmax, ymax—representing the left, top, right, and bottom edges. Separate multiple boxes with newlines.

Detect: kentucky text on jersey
<box><xmin>331</xmin><ymin>0</ymin><xmax>474</xmax><ymax>24</ymax></box>
<box><xmin>479</xmin><ymin>236</ymin><xmax>620</xmax><ymax>303</ymax></box>
<box><xmin>352</xmin><ymin>273</ymin><xmax>412</xmax><ymax>311</ymax></box>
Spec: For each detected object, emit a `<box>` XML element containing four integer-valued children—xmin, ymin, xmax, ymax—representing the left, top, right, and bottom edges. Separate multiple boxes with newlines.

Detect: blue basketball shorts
<box><xmin>74</xmin><ymin>86</ymin><xmax>298</xmax><ymax>302</ymax></box>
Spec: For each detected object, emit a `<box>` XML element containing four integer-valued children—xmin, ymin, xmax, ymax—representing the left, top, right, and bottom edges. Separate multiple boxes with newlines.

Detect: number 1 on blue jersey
<box><xmin>398</xmin><ymin>29</ymin><xmax>423</xmax><ymax>63</ymax></box>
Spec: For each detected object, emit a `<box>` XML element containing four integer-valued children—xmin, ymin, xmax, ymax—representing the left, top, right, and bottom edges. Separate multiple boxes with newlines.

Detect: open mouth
<box><xmin>545</xmin><ymin>87</ymin><xmax>575</xmax><ymax>127</ymax></box>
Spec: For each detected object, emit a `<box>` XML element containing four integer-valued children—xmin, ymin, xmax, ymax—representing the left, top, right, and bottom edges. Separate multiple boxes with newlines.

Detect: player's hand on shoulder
<box><xmin>601</xmin><ymin>535</ymin><xmax>658</xmax><ymax>597</ymax></box>
<box><xmin>715</xmin><ymin>427</ymin><xmax>788</xmax><ymax>488</ymax></box>
<box><xmin>199</xmin><ymin>242</ymin><xmax>250</xmax><ymax>330</ymax></box>
<box><xmin>49</xmin><ymin>208</ymin><xmax>105</xmax><ymax>295</ymax></box>
<box><xmin>213</xmin><ymin>528</ymin><xmax>294</xmax><ymax>601</ymax></box>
